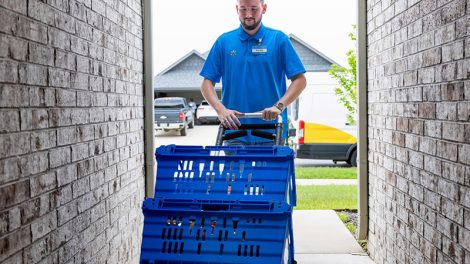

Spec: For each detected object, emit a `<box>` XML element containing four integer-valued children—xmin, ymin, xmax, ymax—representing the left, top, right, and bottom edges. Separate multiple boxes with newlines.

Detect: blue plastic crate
<box><xmin>154</xmin><ymin>145</ymin><xmax>296</xmax><ymax>206</ymax></box>
<box><xmin>140</xmin><ymin>198</ymin><xmax>294</xmax><ymax>264</ymax></box>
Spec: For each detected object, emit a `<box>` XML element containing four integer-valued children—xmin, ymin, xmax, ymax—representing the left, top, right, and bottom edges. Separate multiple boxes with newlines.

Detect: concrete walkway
<box><xmin>293</xmin><ymin>210</ymin><xmax>374</xmax><ymax>264</ymax></box>
<box><xmin>296</xmin><ymin>179</ymin><xmax>357</xmax><ymax>185</ymax></box>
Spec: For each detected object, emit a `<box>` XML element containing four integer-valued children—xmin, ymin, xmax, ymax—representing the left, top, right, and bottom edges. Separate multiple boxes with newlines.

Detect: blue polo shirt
<box><xmin>200</xmin><ymin>24</ymin><xmax>305</xmax><ymax>143</ymax></box>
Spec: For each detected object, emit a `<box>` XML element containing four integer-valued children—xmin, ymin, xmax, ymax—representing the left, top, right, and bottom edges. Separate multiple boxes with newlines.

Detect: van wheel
<box><xmin>180</xmin><ymin>126</ymin><xmax>187</xmax><ymax>136</ymax></box>
<box><xmin>348</xmin><ymin>149</ymin><xmax>357</xmax><ymax>167</ymax></box>
<box><xmin>188</xmin><ymin>119</ymin><xmax>195</xmax><ymax>129</ymax></box>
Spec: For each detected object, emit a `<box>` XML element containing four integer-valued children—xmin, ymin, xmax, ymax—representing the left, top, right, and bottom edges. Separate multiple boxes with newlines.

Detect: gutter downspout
<box><xmin>143</xmin><ymin>0</ymin><xmax>155</xmax><ymax>198</ymax></box>
<box><xmin>357</xmin><ymin>0</ymin><xmax>369</xmax><ymax>240</ymax></box>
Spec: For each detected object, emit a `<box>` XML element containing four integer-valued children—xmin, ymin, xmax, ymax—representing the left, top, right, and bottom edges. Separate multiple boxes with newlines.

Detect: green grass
<box><xmin>337</xmin><ymin>211</ymin><xmax>357</xmax><ymax>234</ymax></box>
<box><xmin>295</xmin><ymin>185</ymin><xmax>358</xmax><ymax>210</ymax></box>
<box><xmin>295</xmin><ymin>167</ymin><xmax>357</xmax><ymax>179</ymax></box>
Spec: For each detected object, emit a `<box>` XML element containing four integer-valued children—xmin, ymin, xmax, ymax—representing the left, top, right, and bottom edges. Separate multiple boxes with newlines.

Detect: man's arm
<box><xmin>262</xmin><ymin>73</ymin><xmax>307</xmax><ymax>120</ymax></box>
<box><xmin>201</xmin><ymin>78</ymin><xmax>241</xmax><ymax>129</ymax></box>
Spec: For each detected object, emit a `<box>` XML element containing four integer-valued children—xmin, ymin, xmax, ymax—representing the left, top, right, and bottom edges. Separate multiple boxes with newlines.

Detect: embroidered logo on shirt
<box><xmin>230</xmin><ymin>50</ymin><xmax>237</xmax><ymax>56</ymax></box>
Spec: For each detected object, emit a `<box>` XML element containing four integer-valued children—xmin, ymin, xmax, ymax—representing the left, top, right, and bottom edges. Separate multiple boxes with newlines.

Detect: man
<box><xmin>200</xmin><ymin>0</ymin><xmax>307</xmax><ymax>145</ymax></box>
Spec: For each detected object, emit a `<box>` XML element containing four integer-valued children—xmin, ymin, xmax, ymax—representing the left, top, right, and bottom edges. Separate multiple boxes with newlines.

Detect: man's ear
<box><xmin>262</xmin><ymin>3</ymin><xmax>267</xmax><ymax>14</ymax></box>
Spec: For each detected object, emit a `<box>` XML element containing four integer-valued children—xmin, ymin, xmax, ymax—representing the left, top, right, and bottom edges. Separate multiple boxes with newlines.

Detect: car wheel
<box><xmin>180</xmin><ymin>126</ymin><xmax>187</xmax><ymax>136</ymax></box>
<box><xmin>188</xmin><ymin>118</ymin><xmax>195</xmax><ymax>129</ymax></box>
<box><xmin>348</xmin><ymin>149</ymin><xmax>357</xmax><ymax>167</ymax></box>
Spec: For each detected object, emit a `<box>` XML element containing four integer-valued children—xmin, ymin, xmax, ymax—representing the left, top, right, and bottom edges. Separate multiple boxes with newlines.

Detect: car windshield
<box><xmin>155</xmin><ymin>98</ymin><xmax>184</xmax><ymax>108</ymax></box>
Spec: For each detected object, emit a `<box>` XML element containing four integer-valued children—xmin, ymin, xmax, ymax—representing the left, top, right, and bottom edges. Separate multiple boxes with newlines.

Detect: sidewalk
<box><xmin>293</xmin><ymin>210</ymin><xmax>374</xmax><ymax>264</ymax></box>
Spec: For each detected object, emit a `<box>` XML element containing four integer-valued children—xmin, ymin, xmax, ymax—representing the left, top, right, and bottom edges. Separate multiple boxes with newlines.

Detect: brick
<box><xmin>75</xmin><ymin>20</ymin><xmax>93</xmax><ymax>41</ymax></box>
<box><xmin>424</xmin><ymin>189</ymin><xmax>441</xmax><ymax>210</ymax></box>
<box><xmin>56</xmin><ymin>164</ymin><xmax>77</xmax><ymax>187</ymax></box>
<box><xmin>442</xmin><ymin>40</ymin><xmax>464</xmax><ymax>62</ymax></box>
<box><xmin>418</xmin><ymin>102</ymin><xmax>436</xmax><ymax>119</ymax></box>
<box><xmin>436</xmin><ymin>102</ymin><xmax>457</xmax><ymax>120</ymax></box>
<box><xmin>418</xmin><ymin>67</ymin><xmax>435</xmax><ymax>84</ymax></box>
<box><xmin>71</xmin><ymin>36</ymin><xmax>89</xmax><ymax>56</ymax></box>
<box><xmin>28</xmin><ymin>0</ymin><xmax>55</xmax><ymax>26</ymax></box>
<box><xmin>441</xmin><ymin>81</ymin><xmax>464</xmax><ymax>101</ymax></box>
<box><xmin>459</xmin><ymin>225</ymin><xmax>470</xmax><ymax>251</ymax></box>
<box><xmin>436</xmin><ymin>140</ymin><xmax>458</xmax><ymax>161</ymax></box>
<box><xmin>19</xmin><ymin>64</ymin><xmax>48</xmax><ymax>86</ymax></box>
<box><xmin>31</xmin><ymin>211</ymin><xmax>57</xmax><ymax>242</ymax></box>
<box><xmin>20</xmin><ymin>152</ymin><xmax>49</xmax><ymax>177</ymax></box>
<box><xmin>0</xmin><ymin>0</ymin><xmax>27</xmax><ymax>14</ymax></box>
<box><xmin>49</xmin><ymin>68</ymin><xmax>70</xmax><ymax>88</ymax></box>
<box><xmin>30</xmin><ymin>87</ymin><xmax>55</xmax><ymax>107</ymax></box>
<box><xmin>459</xmin><ymin>144</ymin><xmax>470</xmax><ymax>165</ymax></box>
<box><xmin>86</xmin><ymin>9</ymin><xmax>103</xmax><ymax>29</ymax></box>
<box><xmin>435</xmin><ymin>62</ymin><xmax>457</xmax><ymax>82</ymax></box>
<box><xmin>55</xmin><ymin>12</ymin><xmax>76</xmax><ymax>34</ymax></box>
<box><xmin>0</xmin><ymin>35</ymin><xmax>27</xmax><ymax>61</ymax></box>
<box><xmin>72</xmin><ymin>143</ymin><xmax>89</xmax><ymax>162</ymax></box>
<box><xmin>23</xmin><ymin>235</ymin><xmax>52</xmax><ymax>264</ymax></box>
<box><xmin>438</xmin><ymin>178</ymin><xmax>458</xmax><ymax>201</ymax></box>
<box><xmin>13</xmin><ymin>16</ymin><xmax>48</xmax><ymax>44</ymax></box>
<box><xmin>72</xmin><ymin>176</ymin><xmax>90</xmax><ymax>199</ymax></box>
<box><xmin>20</xmin><ymin>109</ymin><xmax>49</xmax><ymax>130</ymax></box>
<box><xmin>441</xmin><ymin>0</ymin><xmax>466</xmax><ymax>24</ymax></box>
<box><xmin>458</xmin><ymin>102</ymin><xmax>470</xmax><ymax>121</ymax></box>
<box><xmin>0</xmin><ymin>110</ymin><xmax>19</xmax><ymax>132</ymax></box>
<box><xmin>55</xmin><ymin>50</ymin><xmax>76</xmax><ymax>71</ymax></box>
<box><xmin>441</xmin><ymin>197</ymin><xmax>463</xmax><ymax>224</ymax></box>
<box><xmin>77</xmin><ymin>91</ymin><xmax>92</xmax><ymax>107</ymax></box>
<box><xmin>71</xmin><ymin>108</ymin><xmax>90</xmax><ymax>125</ymax></box>
<box><xmin>49</xmin><ymin>108</ymin><xmax>72</xmax><ymax>127</ymax></box>
<box><xmin>0</xmin><ymin>227</ymin><xmax>31</xmax><ymax>262</ymax></box>
<box><xmin>442</xmin><ymin>161</ymin><xmax>465</xmax><ymax>184</ymax></box>
<box><xmin>29</xmin><ymin>43</ymin><xmax>54</xmax><ymax>66</ymax></box>
<box><xmin>77</xmin><ymin>55</ymin><xmax>90</xmax><ymax>73</ymax></box>
<box><xmin>71</xmin><ymin>1</ymin><xmax>87</xmax><ymax>21</ymax></box>
<box><xmin>57</xmin><ymin>127</ymin><xmax>78</xmax><ymax>146</ymax></box>
<box><xmin>56</xmin><ymin>89</ymin><xmax>76</xmax><ymax>107</ymax></box>
<box><xmin>48</xmin><ymin>28</ymin><xmax>70</xmax><ymax>50</ymax></box>
<box><xmin>50</xmin><ymin>147</ymin><xmax>71</xmax><ymax>168</ymax></box>
<box><xmin>435</xmin><ymin>23</ymin><xmax>455</xmax><ymax>45</ymax></box>
<box><xmin>0</xmin><ymin>157</ymin><xmax>21</xmax><ymax>185</ymax></box>
<box><xmin>0</xmin><ymin>59</ymin><xmax>18</xmax><ymax>83</ymax></box>
<box><xmin>31</xmin><ymin>130</ymin><xmax>56</xmax><ymax>151</ymax></box>
<box><xmin>466</xmin><ymin>37</ymin><xmax>470</xmax><ymax>58</ymax></box>
<box><xmin>0</xmin><ymin>180</ymin><xmax>30</xmax><ymax>209</ymax></box>
<box><xmin>442</xmin><ymin>122</ymin><xmax>465</xmax><ymax>141</ymax></box>
<box><xmin>0</xmin><ymin>133</ymin><xmax>30</xmax><ymax>157</ymax></box>
<box><xmin>77</xmin><ymin>159</ymin><xmax>94</xmax><ymax>178</ymax></box>
<box><xmin>57</xmin><ymin>201</ymin><xmax>77</xmax><ymax>226</ymax></box>
<box><xmin>30</xmin><ymin>172</ymin><xmax>56</xmax><ymax>198</ymax></box>
<box><xmin>77</xmin><ymin>125</ymin><xmax>95</xmax><ymax>142</ymax></box>
<box><xmin>71</xmin><ymin>72</ymin><xmax>89</xmax><ymax>90</ymax></box>
<box><xmin>422</xmin><ymin>47</ymin><xmax>441</xmax><ymax>66</ymax></box>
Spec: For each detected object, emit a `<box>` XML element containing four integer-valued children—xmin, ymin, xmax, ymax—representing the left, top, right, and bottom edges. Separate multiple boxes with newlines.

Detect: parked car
<box><xmin>196</xmin><ymin>100</ymin><xmax>219</xmax><ymax>124</ymax></box>
<box><xmin>154</xmin><ymin>97</ymin><xmax>195</xmax><ymax>136</ymax></box>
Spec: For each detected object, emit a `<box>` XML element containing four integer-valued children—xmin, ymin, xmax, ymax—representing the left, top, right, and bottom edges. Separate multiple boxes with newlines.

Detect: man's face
<box><xmin>237</xmin><ymin>0</ymin><xmax>266</xmax><ymax>31</ymax></box>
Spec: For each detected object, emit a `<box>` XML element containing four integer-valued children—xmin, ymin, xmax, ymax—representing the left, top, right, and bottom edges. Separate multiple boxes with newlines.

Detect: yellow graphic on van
<box><xmin>304</xmin><ymin>122</ymin><xmax>357</xmax><ymax>144</ymax></box>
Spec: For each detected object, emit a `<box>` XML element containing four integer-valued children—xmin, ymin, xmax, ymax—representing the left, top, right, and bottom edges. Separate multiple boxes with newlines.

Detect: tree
<box><xmin>328</xmin><ymin>25</ymin><xmax>357</xmax><ymax>125</ymax></box>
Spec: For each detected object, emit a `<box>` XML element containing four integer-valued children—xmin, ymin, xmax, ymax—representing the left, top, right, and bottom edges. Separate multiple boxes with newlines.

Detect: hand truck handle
<box><xmin>215</xmin><ymin>112</ymin><xmax>284</xmax><ymax>146</ymax></box>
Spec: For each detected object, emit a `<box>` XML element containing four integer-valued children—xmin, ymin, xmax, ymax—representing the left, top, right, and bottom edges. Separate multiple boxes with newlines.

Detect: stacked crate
<box><xmin>140</xmin><ymin>145</ymin><xmax>296</xmax><ymax>264</ymax></box>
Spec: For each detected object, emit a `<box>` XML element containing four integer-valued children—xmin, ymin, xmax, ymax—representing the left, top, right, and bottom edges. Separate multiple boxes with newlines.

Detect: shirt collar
<box><xmin>237</xmin><ymin>23</ymin><xmax>266</xmax><ymax>42</ymax></box>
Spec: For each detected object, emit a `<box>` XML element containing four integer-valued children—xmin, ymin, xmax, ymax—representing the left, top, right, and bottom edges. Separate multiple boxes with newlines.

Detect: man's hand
<box><xmin>262</xmin><ymin>106</ymin><xmax>281</xmax><ymax>121</ymax></box>
<box><xmin>218</xmin><ymin>108</ymin><xmax>242</xmax><ymax>130</ymax></box>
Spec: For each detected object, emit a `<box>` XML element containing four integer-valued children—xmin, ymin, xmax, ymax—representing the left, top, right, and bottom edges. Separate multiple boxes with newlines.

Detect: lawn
<box><xmin>295</xmin><ymin>167</ymin><xmax>357</xmax><ymax>179</ymax></box>
<box><xmin>295</xmin><ymin>185</ymin><xmax>357</xmax><ymax>210</ymax></box>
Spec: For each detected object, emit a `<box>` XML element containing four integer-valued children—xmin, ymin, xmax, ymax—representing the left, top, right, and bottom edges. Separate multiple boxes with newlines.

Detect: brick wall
<box><xmin>0</xmin><ymin>0</ymin><xmax>145</xmax><ymax>263</ymax></box>
<box><xmin>367</xmin><ymin>0</ymin><xmax>469</xmax><ymax>263</ymax></box>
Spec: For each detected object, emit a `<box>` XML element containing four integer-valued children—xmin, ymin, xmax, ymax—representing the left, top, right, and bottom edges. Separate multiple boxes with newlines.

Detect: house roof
<box><xmin>154</xmin><ymin>35</ymin><xmax>340</xmax><ymax>91</ymax></box>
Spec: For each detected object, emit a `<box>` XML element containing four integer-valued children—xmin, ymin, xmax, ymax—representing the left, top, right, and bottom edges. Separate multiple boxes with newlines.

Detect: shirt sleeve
<box><xmin>280</xmin><ymin>34</ymin><xmax>306</xmax><ymax>79</ymax></box>
<box><xmin>200</xmin><ymin>37</ymin><xmax>223</xmax><ymax>83</ymax></box>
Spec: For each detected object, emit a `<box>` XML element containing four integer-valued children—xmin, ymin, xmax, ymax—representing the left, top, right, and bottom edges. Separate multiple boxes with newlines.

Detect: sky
<box><xmin>152</xmin><ymin>0</ymin><xmax>357</xmax><ymax>74</ymax></box>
